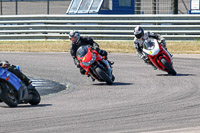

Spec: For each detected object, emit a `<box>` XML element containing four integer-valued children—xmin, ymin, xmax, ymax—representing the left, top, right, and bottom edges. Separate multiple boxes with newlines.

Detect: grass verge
<box><xmin>0</xmin><ymin>40</ymin><xmax>200</xmax><ymax>54</ymax></box>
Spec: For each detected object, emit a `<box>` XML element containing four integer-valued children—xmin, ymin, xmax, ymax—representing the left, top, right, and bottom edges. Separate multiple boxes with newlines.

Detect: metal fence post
<box><xmin>173</xmin><ymin>0</ymin><xmax>178</xmax><ymax>14</ymax></box>
<box><xmin>16</xmin><ymin>0</ymin><xmax>18</xmax><ymax>15</ymax></box>
<box><xmin>47</xmin><ymin>0</ymin><xmax>49</xmax><ymax>14</ymax></box>
<box><xmin>135</xmin><ymin>0</ymin><xmax>141</xmax><ymax>14</ymax></box>
<box><xmin>152</xmin><ymin>0</ymin><xmax>160</xmax><ymax>14</ymax></box>
<box><xmin>0</xmin><ymin>0</ymin><xmax>2</xmax><ymax>15</ymax></box>
<box><xmin>152</xmin><ymin>0</ymin><xmax>156</xmax><ymax>14</ymax></box>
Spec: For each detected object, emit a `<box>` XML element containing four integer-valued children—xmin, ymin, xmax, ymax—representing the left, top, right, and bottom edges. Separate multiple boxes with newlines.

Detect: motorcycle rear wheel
<box><xmin>161</xmin><ymin>58</ymin><xmax>176</xmax><ymax>75</ymax></box>
<box><xmin>29</xmin><ymin>88</ymin><xmax>41</xmax><ymax>105</ymax></box>
<box><xmin>95</xmin><ymin>67</ymin><xmax>113</xmax><ymax>85</ymax></box>
<box><xmin>0</xmin><ymin>82</ymin><xmax>18</xmax><ymax>107</ymax></box>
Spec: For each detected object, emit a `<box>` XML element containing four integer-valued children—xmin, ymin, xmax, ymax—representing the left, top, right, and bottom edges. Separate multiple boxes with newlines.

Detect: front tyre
<box><xmin>95</xmin><ymin>67</ymin><xmax>113</xmax><ymax>85</ymax></box>
<box><xmin>29</xmin><ymin>88</ymin><xmax>41</xmax><ymax>105</ymax></box>
<box><xmin>0</xmin><ymin>83</ymin><xmax>18</xmax><ymax>107</ymax></box>
<box><xmin>112</xmin><ymin>75</ymin><xmax>115</xmax><ymax>82</ymax></box>
<box><xmin>161</xmin><ymin>58</ymin><xmax>176</xmax><ymax>75</ymax></box>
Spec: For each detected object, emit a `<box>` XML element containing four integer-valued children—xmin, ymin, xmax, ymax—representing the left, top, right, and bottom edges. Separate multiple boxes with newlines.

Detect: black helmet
<box><xmin>69</xmin><ymin>30</ymin><xmax>80</xmax><ymax>44</ymax></box>
<box><xmin>134</xmin><ymin>26</ymin><xmax>144</xmax><ymax>39</ymax></box>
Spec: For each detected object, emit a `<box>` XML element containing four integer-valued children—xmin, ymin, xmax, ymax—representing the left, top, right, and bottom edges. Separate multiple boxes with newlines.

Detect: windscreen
<box><xmin>143</xmin><ymin>40</ymin><xmax>155</xmax><ymax>50</ymax></box>
<box><xmin>76</xmin><ymin>46</ymin><xmax>88</xmax><ymax>58</ymax></box>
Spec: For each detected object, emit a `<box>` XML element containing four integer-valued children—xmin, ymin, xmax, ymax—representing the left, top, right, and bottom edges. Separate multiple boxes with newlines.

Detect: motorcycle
<box><xmin>142</xmin><ymin>39</ymin><xmax>176</xmax><ymax>75</ymax></box>
<box><xmin>76</xmin><ymin>45</ymin><xmax>115</xmax><ymax>85</ymax></box>
<box><xmin>0</xmin><ymin>66</ymin><xmax>40</xmax><ymax>107</ymax></box>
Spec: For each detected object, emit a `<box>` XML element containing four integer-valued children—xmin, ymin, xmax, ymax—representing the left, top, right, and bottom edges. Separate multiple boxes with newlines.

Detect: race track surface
<box><xmin>0</xmin><ymin>52</ymin><xmax>200</xmax><ymax>133</ymax></box>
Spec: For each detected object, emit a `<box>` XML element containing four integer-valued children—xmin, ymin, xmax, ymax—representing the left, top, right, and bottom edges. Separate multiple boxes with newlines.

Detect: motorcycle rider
<box><xmin>69</xmin><ymin>30</ymin><xmax>114</xmax><ymax>80</ymax></box>
<box><xmin>0</xmin><ymin>60</ymin><xmax>34</xmax><ymax>88</ymax></box>
<box><xmin>133</xmin><ymin>26</ymin><xmax>170</xmax><ymax>70</ymax></box>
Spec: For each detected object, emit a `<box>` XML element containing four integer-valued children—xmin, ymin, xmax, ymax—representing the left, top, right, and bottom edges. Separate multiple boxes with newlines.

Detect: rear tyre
<box><xmin>29</xmin><ymin>88</ymin><xmax>41</xmax><ymax>105</ymax></box>
<box><xmin>161</xmin><ymin>58</ymin><xmax>176</xmax><ymax>76</ymax></box>
<box><xmin>0</xmin><ymin>83</ymin><xmax>18</xmax><ymax>107</ymax></box>
<box><xmin>95</xmin><ymin>67</ymin><xmax>113</xmax><ymax>85</ymax></box>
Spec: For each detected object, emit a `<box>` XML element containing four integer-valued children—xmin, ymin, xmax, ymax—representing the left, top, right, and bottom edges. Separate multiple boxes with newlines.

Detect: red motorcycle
<box><xmin>76</xmin><ymin>45</ymin><xmax>115</xmax><ymax>85</ymax></box>
<box><xmin>142</xmin><ymin>39</ymin><xmax>176</xmax><ymax>75</ymax></box>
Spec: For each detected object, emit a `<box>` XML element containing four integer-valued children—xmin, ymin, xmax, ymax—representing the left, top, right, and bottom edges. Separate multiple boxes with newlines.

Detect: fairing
<box><xmin>76</xmin><ymin>45</ymin><xmax>112</xmax><ymax>81</ymax></box>
<box><xmin>143</xmin><ymin>39</ymin><xmax>173</xmax><ymax>71</ymax></box>
<box><xmin>0</xmin><ymin>68</ymin><xmax>21</xmax><ymax>91</ymax></box>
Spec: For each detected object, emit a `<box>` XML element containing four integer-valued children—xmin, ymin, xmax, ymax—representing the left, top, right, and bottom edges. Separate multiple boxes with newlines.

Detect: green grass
<box><xmin>0</xmin><ymin>40</ymin><xmax>200</xmax><ymax>54</ymax></box>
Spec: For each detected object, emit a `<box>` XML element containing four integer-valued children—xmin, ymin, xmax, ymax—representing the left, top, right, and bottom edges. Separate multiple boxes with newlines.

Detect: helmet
<box><xmin>134</xmin><ymin>26</ymin><xmax>144</xmax><ymax>39</ymax></box>
<box><xmin>0</xmin><ymin>60</ymin><xmax>10</xmax><ymax>68</ymax></box>
<box><xmin>69</xmin><ymin>30</ymin><xmax>80</xmax><ymax>44</ymax></box>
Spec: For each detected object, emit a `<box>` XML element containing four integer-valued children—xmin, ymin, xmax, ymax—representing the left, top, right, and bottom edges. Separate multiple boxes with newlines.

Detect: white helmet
<box><xmin>69</xmin><ymin>30</ymin><xmax>80</xmax><ymax>43</ymax></box>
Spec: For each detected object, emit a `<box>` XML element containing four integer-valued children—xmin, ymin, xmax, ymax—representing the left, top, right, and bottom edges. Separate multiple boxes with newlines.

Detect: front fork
<box><xmin>101</xmin><ymin>59</ymin><xmax>112</xmax><ymax>79</ymax></box>
<box><xmin>90</xmin><ymin>60</ymin><xmax>112</xmax><ymax>80</ymax></box>
<box><xmin>163</xmin><ymin>48</ymin><xmax>173</xmax><ymax>63</ymax></box>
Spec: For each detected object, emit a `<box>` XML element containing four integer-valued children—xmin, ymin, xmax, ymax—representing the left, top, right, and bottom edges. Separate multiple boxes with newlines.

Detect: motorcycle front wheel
<box><xmin>95</xmin><ymin>67</ymin><xmax>113</xmax><ymax>85</ymax></box>
<box><xmin>112</xmin><ymin>74</ymin><xmax>115</xmax><ymax>82</ymax></box>
<box><xmin>161</xmin><ymin>58</ymin><xmax>176</xmax><ymax>75</ymax></box>
<box><xmin>0</xmin><ymin>82</ymin><xmax>18</xmax><ymax>107</ymax></box>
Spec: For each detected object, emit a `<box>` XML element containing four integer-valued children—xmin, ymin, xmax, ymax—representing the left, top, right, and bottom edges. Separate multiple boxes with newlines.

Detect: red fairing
<box><xmin>94</xmin><ymin>50</ymin><xmax>102</xmax><ymax>61</ymax></box>
<box><xmin>148</xmin><ymin>45</ymin><xmax>172</xmax><ymax>71</ymax></box>
<box><xmin>78</xmin><ymin>47</ymin><xmax>102</xmax><ymax>72</ymax></box>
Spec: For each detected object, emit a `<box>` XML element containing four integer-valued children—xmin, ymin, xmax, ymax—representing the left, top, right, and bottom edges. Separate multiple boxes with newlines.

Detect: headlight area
<box><xmin>82</xmin><ymin>53</ymin><xmax>96</xmax><ymax>67</ymax></box>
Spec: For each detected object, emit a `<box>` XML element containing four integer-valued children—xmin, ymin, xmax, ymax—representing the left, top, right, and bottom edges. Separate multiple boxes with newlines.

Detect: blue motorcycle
<box><xmin>0</xmin><ymin>66</ymin><xmax>40</xmax><ymax>107</ymax></box>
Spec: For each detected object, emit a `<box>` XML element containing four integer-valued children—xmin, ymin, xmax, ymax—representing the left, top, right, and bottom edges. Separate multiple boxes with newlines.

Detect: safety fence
<box><xmin>0</xmin><ymin>14</ymin><xmax>200</xmax><ymax>41</ymax></box>
<box><xmin>0</xmin><ymin>0</ymin><xmax>71</xmax><ymax>15</ymax></box>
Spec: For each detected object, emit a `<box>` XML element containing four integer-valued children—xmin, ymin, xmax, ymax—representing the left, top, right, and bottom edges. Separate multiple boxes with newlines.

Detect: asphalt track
<box><xmin>0</xmin><ymin>52</ymin><xmax>200</xmax><ymax>133</ymax></box>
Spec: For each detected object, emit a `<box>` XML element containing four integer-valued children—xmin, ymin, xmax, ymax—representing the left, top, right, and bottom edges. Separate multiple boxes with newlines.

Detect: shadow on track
<box><xmin>156</xmin><ymin>73</ymin><xmax>196</xmax><ymax>76</ymax></box>
<box><xmin>92</xmin><ymin>82</ymin><xmax>133</xmax><ymax>86</ymax></box>
<box><xmin>0</xmin><ymin>104</ymin><xmax>52</xmax><ymax>108</ymax></box>
<box><xmin>176</xmin><ymin>73</ymin><xmax>196</xmax><ymax>76</ymax></box>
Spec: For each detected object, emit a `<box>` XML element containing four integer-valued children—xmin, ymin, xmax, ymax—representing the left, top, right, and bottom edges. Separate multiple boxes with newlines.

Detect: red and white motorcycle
<box><xmin>142</xmin><ymin>39</ymin><xmax>176</xmax><ymax>75</ymax></box>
